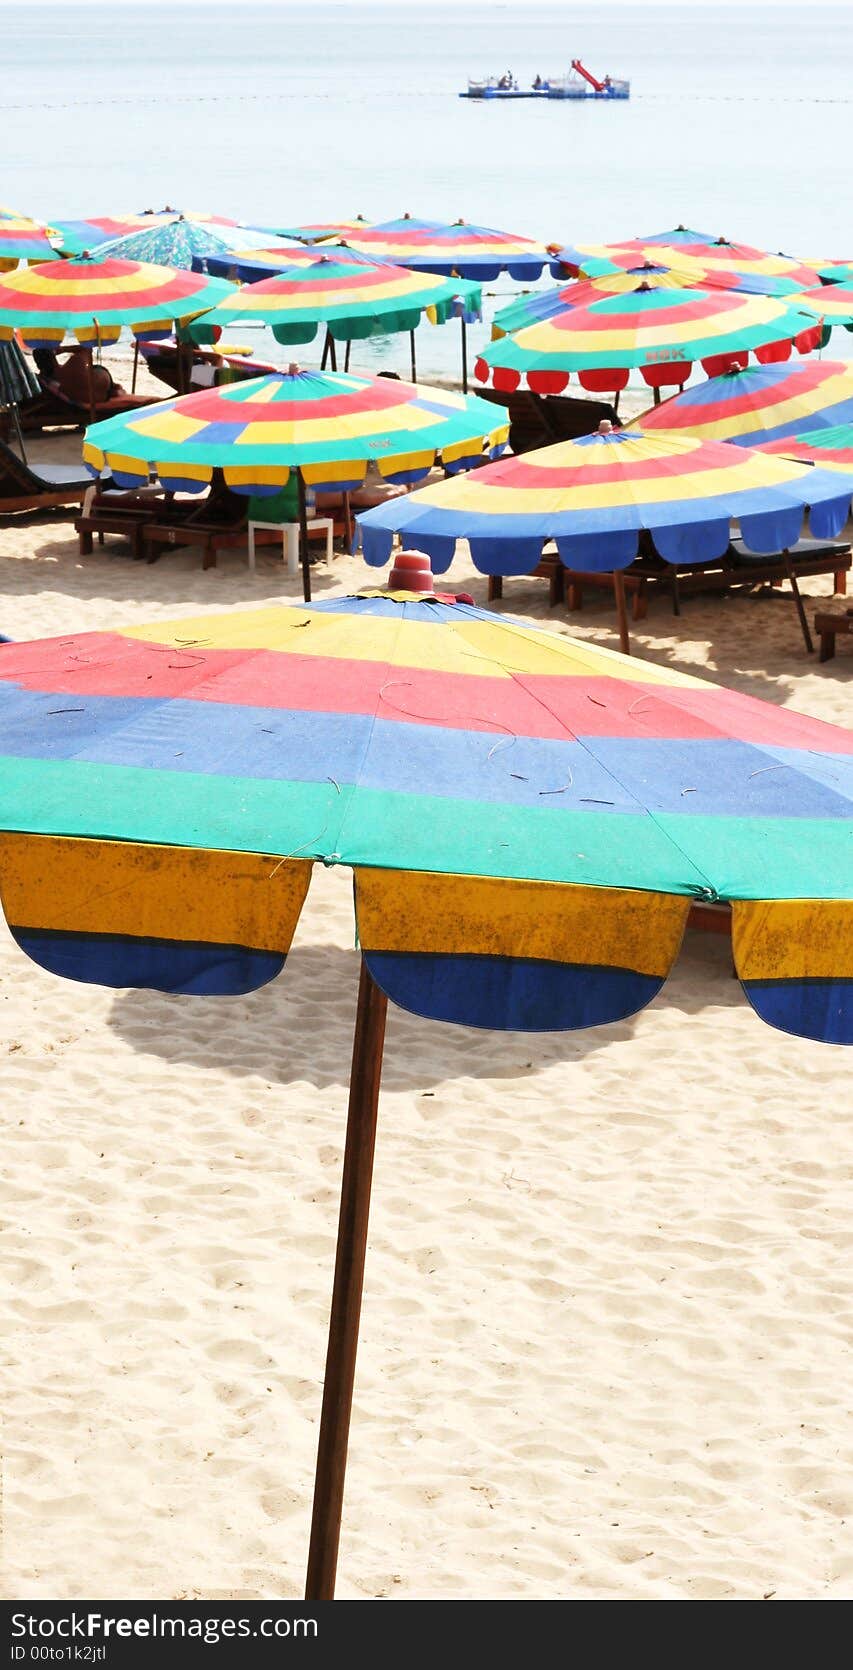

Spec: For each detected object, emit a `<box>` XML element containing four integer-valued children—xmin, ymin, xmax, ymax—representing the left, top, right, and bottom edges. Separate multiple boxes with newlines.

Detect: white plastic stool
<box><xmin>247</xmin><ymin>518</ymin><xmax>334</xmax><ymax>577</ymax></box>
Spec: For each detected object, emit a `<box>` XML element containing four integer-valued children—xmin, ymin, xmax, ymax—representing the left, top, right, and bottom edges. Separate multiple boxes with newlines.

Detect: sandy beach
<box><xmin>1</xmin><ymin>407</ymin><xmax>851</xmax><ymax>1602</ymax></box>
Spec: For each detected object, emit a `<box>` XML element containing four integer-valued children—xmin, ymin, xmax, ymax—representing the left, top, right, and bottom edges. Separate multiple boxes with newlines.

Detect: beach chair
<box><xmin>21</xmin><ymin>347</ymin><xmax>158</xmax><ymax>434</ymax></box>
<box><xmin>0</xmin><ymin>437</ymin><xmax>94</xmax><ymax>514</ymax></box>
<box><xmin>476</xmin><ymin>387</ymin><xmax>619</xmax><ymax>454</ymax></box>
<box><xmin>142</xmin><ymin>475</ymin><xmax>249</xmax><ymax>567</ymax></box>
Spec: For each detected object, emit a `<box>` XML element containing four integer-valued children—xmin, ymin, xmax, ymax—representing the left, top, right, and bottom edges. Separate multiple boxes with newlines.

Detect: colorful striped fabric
<box><xmin>475</xmin><ymin>284</ymin><xmax>823</xmax><ymax>395</ymax></box>
<box><xmin>185</xmin><ymin>255</ymin><xmax>483</xmax><ymax>345</ymax></box>
<box><xmin>0</xmin><ymin>256</ymin><xmax>235</xmax><ymax>347</ymax></box>
<box><xmin>490</xmin><ymin>265</ymin><xmax>752</xmax><ymax>340</ymax></box>
<box><xmin>281</xmin><ymin>219</ymin><xmax>374</xmax><ymax>243</ymax></box>
<box><xmin>338</xmin><ymin>216</ymin><xmax>554</xmax><ymax>280</ymax></box>
<box><xmin>93</xmin><ymin>219</ymin><xmax>239</xmax><ymax>271</ymax></box>
<box><xmin>814</xmin><ymin>260</ymin><xmax>853</xmax><ymax>286</ymax></box>
<box><xmin>355</xmin><ymin>427</ymin><xmax>853</xmax><ymax>573</ymax></box>
<box><xmin>0</xmin><ymin>595</ymin><xmax>850</xmax><ymax>1043</ymax></box>
<box><xmin>794</xmin><ymin>284</ymin><xmax>853</xmax><ymax>340</ymax></box>
<box><xmin>634</xmin><ymin>360</ymin><xmax>853</xmax><ymax>448</ymax></box>
<box><xmin>198</xmin><ymin>244</ymin><xmax>396</xmax><ymax>284</ymax></box>
<box><xmin>47</xmin><ymin>216</ymin><xmax>171</xmax><ymax>255</ymax></box>
<box><xmin>628</xmin><ymin>242</ymin><xmax>821</xmax><ymax>297</ymax></box>
<box><xmin>760</xmin><ymin>421</ymin><xmax>853</xmax><ymax>470</ymax></box>
<box><xmin>83</xmin><ymin>368</ymin><xmax>509</xmax><ymax>494</ymax></box>
<box><xmin>0</xmin><ymin>214</ymin><xmax>58</xmax><ymax>267</ymax></box>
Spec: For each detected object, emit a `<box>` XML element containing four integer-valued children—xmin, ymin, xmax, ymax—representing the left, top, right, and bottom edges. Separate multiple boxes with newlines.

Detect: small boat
<box><xmin>460</xmin><ymin>62</ymin><xmax>630</xmax><ymax>100</ymax></box>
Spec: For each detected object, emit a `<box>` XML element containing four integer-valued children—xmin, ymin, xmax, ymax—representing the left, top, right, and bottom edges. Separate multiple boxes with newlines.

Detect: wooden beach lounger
<box><xmin>0</xmin><ymin>438</ymin><xmax>94</xmax><ymax>514</ymax></box>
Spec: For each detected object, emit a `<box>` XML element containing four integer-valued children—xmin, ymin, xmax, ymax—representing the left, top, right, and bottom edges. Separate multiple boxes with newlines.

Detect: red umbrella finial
<box><xmin>388</xmin><ymin>549</ymin><xmax>434</xmax><ymax>592</ymax></box>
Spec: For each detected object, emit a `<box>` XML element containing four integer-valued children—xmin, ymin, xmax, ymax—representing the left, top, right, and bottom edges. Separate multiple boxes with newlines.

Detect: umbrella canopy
<box><xmin>83</xmin><ymin>368</ymin><xmax>509</xmax><ymax>494</ymax></box>
<box><xmin>336</xmin><ymin>215</ymin><xmax>554</xmax><ymax>280</ymax></box>
<box><xmin>198</xmin><ymin>242</ymin><xmax>394</xmax><ymax>284</ymax></box>
<box><xmin>761</xmin><ymin>421</ymin><xmax>853</xmax><ymax>470</ymax></box>
<box><xmin>634</xmin><ymin>360</ymin><xmax>853</xmax><ymax>448</ymax></box>
<box><xmin>185</xmin><ymin>250</ymin><xmax>480</xmax><ymax>345</ymax></box>
<box><xmin>0</xmin><ymin>213</ymin><xmax>58</xmax><ymax>268</ymax></box>
<box><xmin>625</xmin><ymin>241</ymin><xmax>821</xmax><ymax>296</ymax></box>
<box><xmin>813</xmin><ymin>260</ymin><xmax>853</xmax><ymax>286</ymax></box>
<box><xmin>281</xmin><ymin>218</ymin><xmax>373</xmax><ymax>243</ymax></box>
<box><xmin>0</xmin><ymin>591</ymin><xmax>850</xmax><ymax>1604</ymax></box>
<box><xmin>355</xmin><ymin>427</ymin><xmax>853</xmax><ymax>575</ymax></box>
<box><xmin>92</xmin><ymin>218</ymin><xmax>239</xmax><ymax>270</ymax></box>
<box><xmin>0</xmin><ymin>255</ymin><xmax>235</xmax><ymax>347</ymax></box>
<box><xmin>47</xmin><ymin>215</ymin><xmax>169</xmax><ymax>256</ymax></box>
<box><xmin>0</xmin><ymin>594</ymin><xmax>850</xmax><ymax>1040</ymax></box>
<box><xmin>474</xmin><ymin>284</ymin><xmax>823</xmax><ymax>395</ymax></box>
<box><xmin>185</xmin><ymin>255</ymin><xmax>482</xmax><ymax>347</ymax></box>
<box><xmin>794</xmin><ymin>284</ymin><xmax>853</xmax><ymax>342</ymax></box>
<box><xmin>490</xmin><ymin>264</ymin><xmax>752</xmax><ymax>340</ymax></box>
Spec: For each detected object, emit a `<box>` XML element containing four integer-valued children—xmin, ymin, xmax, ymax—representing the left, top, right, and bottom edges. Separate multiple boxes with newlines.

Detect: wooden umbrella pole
<box><xmin>409</xmin><ymin>330</ymin><xmax>417</xmax><ymax>383</ymax></box>
<box><xmin>297</xmin><ymin>470</ymin><xmax>312</xmax><ymax>604</ymax></box>
<box><xmin>329</xmin><ymin>334</ymin><xmax>338</xmax><ymax>372</ymax></box>
<box><xmin>613</xmin><ymin>569</ymin><xmax>631</xmax><ymax>655</ymax></box>
<box><xmin>460</xmin><ymin>315</ymin><xmax>468</xmax><ymax>393</ymax></box>
<box><xmin>344</xmin><ymin>338</ymin><xmax>352</xmax><ymax>373</ymax></box>
<box><xmin>131</xmin><ymin>340</ymin><xmax>139</xmax><ymax>394</ymax></box>
<box><xmin>305</xmin><ymin>959</ymin><xmax>389</xmax><ymax>1601</ymax></box>
<box><xmin>321</xmin><ymin>330</ymin><xmax>330</xmax><ymax>371</ymax></box>
<box><xmin>782</xmin><ymin>549</ymin><xmax>815</xmax><ymax>653</ymax></box>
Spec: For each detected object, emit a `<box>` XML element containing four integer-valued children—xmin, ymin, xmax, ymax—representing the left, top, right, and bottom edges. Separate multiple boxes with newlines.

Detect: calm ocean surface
<box><xmin>4</xmin><ymin>1</ymin><xmax>853</xmax><ymax>380</ymax></box>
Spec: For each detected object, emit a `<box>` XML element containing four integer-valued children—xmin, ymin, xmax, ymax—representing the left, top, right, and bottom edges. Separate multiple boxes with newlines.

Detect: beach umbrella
<box><xmin>760</xmin><ymin>421</ymin><xmax>853</xmax><ymax>471</ymax></box>
<box><xmin>633</xmin><ymin>360</ymin><xmax>853</xmax><ymax>448</ymax></box>
<box><xmin>0</xmin><ymin>212</ymin><xmax>58</xmax><ymax>269</ymax></box>
<box><xmin>185</xmin><ymin>254</ymin><xmax>483</xmax><ymax>385</ymax></box>
<box><xmin>791</xmin><ymin>284</ymin><xmax>853</xmax><ymax>345</ymax></box>
<box><xmin>92</xmin><ymin>218</ymin><xmax>240</xmax><ymax>271</ymax></box>
<box><xmin>812</xmin><ymin>260</ymin><xmax>853</xmax><ymax>286</ymax></box>
<box><xmin>47</xmin><ymin>216</ymin><xmax>171</xmax><ymax>256</ymax></box>
<box><xmin>0</xmin><ymin>339</ymin><xmax>40</xmax><ymax>458</ymax></box>
<box><xmin>197</xmin><ymin>243</ymin><xmax>397</xmax><ymax>284</ymax></box>
<box><xmin>489</xmin><ymin>263</ymin><xmax>767</xmax><ymax>341</ymax></box>
<box><xmin>356</xmin><ymin>425</ymin><xmax>853</xmax><ymax>652</ymax></box>
<box><xmin>563</xmin><ymin>244</ymin><xmax>810</xmax><ymax>298</ymax></box>
<box><xmin>0</xmin><ymin>255</ymin><xmax>234</xmax><ymax>349</ymax></box>
<box><xmin>82</xmin><ymin>366</ymin><xmax>509</xmax><ymax>599</ymax></box>
<box><xmin>278</xmin><ymin>217</ymin><xmax>373</xmax><ymax>243</ymax></box>
<box><xmin>336</xmin><ymin>215</ymin><xmax>555</xmax><ymax>281</ymax></box>
<box><xmin>635</xmin><ymin>241</ymin><xmax>821</xmax><ymax>296</ymax></box>
<box><xmin>0</xmin><ymin>587</ymin><xmax>850</xmax><ymax>1601</ymax></box>
<box><xmin>474</xmin><ymin>284</ymin><xmax>823</xmax><ymax>402</ymax></box>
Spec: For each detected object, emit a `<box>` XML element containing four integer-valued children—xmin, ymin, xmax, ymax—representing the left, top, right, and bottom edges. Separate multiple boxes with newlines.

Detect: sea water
<box><xmin>3</xmin><ymin>1</ymin><xmax>853</xmax><ymax>382</ymax></box>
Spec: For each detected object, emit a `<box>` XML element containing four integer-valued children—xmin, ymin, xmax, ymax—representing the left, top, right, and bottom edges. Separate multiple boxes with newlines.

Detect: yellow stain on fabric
<box><xmin>732</xmin><ymin>898</ymin><xmax>853</xmax><ymax>981</ymax></box>
<box><xmin>0</xmin><ymin>834</ymin><xmax>313</xmax><ymax>953</ymax></box>
<box><xmin>355</xmin><ymin>868</ymin><xmax>690</xmax><ymax>974</ymax></box>
<box><xmin>124</xmin><ymin>606</ymin><xmax>707</xmax><ymax>684</ymax></box>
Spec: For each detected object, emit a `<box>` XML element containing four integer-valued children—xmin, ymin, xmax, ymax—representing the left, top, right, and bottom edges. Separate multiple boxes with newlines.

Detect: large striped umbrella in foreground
<box><xmin>185</xmin><ymin>255</ymin><xmax>483</xmax><ymax>383</ymax></box>
<box><xmin>338</xmin><ymin>214</ymin><xmax>555</xmax><ymax>280</ymax></box>
<box><xmin>0</xmin><ymin>255</ymin><xmax>234</xmax><ymax>347</ymax></box>
<box><xmin>356</xmin><ymin>426</ymin><xmax>853</xmax><ymax>650</ymax></box>
<box><xmin>83</xmin><ymin>367</ymin><xmax>509</xmax><ymax>598</ymax></box>
<box><xmin>634</xmin><ymin>360</ymin><xmax>853</xmax><ymax>448</ymax></box>
<box><xmin>475</xmin><ymin>284</ymin><xmax>822</xmax><ymax>398</ymax></box>
<box><xmin>0</xmin><ymin>592</ymin><xmax>850</xmax><ymax>1599</ymax></box>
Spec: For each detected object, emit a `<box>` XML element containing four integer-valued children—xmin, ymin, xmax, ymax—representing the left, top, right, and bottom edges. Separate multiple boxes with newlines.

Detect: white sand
<box><xmin>1</xmin><ymin>421</ymin><xmax>851</xmax><ymax>1600</ymax></box>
